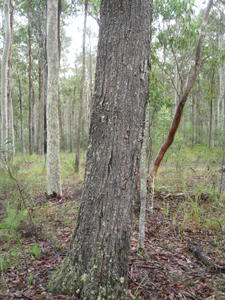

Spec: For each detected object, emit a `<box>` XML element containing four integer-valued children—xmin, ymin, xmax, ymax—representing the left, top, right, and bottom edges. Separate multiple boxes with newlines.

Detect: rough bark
<box><xmin>50</xmin><ymin>1</ymin><xmax>152</xmax><ymax>298</ymax></box>
<box><xmin>75</xmin><ymin>0</ymin><xmax>88</xmax><ymax>173</ymax></box>
<box><xmin>149</xmin><ymin>0</ymin><xmax>213</xmax><ymax>179</ymax></box>
<box><xmin>1</xmin><ymin>0</ymin><xmax>10</xmax><ymax>162</ymax></box>
<box><xmin>7</xmin><ymin>0</ymin><xmax>14</xmax><ymax>158</ymax></box>
<box><xmin>46</xmin><ymin>0</ymin><xmax>62</xmax><ymax>196</ymax></box>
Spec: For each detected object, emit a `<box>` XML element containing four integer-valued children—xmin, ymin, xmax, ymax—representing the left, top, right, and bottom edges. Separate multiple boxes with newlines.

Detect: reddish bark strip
<box><xmin>150</xmin><ymin>0</ymin><xmax>213</xmax><ymax>178</ymax></box>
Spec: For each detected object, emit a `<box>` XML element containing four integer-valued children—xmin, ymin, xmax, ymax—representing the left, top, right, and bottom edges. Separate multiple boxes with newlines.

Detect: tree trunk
<box><xmin>75</xmin><ymin>0</ymin><xmax>88</xmax><ymax>173</ymax></box>
<box><xmin>46</xmin><ymin>0</ymin><xmax>62</xmax><ymax>196</ymax></box>
<box><xmin>50</xmin><ymin>1</ymin><xmax>152</xmax><ymax>298</ymax></box>
<box><xmin>17</xmin><ymin>72</ymin><xmax>25</xmax><ymax>155</ymax></box>
<box><xmin>44</xmin><ymin>38</ymin><xmax>48</xmax><ymax>155</ymax></box>
<box><xmin>218</xmin><ymin>25</ymin><xmax>225</xmax><ymax>144</ymax></box>
<box><xmin>1</xmin><ymin>0</ymin><xmax>10</xmax><ymax>162</ymax></box>
<box><xmin>37</xmin><ymin>49</ymin><xmax>44</xmax><ymax>155</ymax></box>
<box><xmin>138</xmin><ymin>104</ymin><xmax>149</xmax><ymax>251</ymax></box>
<box><xmin>31</xmin><ymin>82</ymin><xmax>36</xmax><ymax>152</ymax></box>
<box><xmin>208</xmin><ymin>70</ymin><xmax>214</xmax><ymax>148</ymax></box>
<box><xmin>7</xmin><ymin>0</ymin><xmax>14</xmax><ymax>158</ymax></box>
<box><xmin>28</xmin><ymin>0</ymin><xmax>33</xmax><ymax>155</ymax></box>
<box><xmin>149</xmin><ymin>0</ymin><xmax>213</xmax><ymax>178</ymax></box>
<box><xmin>58</xmin><ymin>0</ymin><xmax>63</xmax><ymax>146</ymax></box>
<box><xmin>191</xmin><ymin>95</ymin><xmax>195</xmax><ymax>146</ymax></box>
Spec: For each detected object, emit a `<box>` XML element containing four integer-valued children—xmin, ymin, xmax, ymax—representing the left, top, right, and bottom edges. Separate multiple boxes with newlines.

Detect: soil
<box><xmin>0</xmin><ymin>185</ymin><xmax>224</xmax><ymax>300</ymax></box>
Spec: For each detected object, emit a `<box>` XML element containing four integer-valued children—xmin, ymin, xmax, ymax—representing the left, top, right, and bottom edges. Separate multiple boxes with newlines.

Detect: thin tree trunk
<box><xmin>75</xmin><ymin>0</ymin><xmax>88</xmax><ymax>173</ymax></box>
<box><xmin>17</xmin><ymin>72</ymin><xmax>25</xmax><ymax>154</ymax></box>
<box><xmin>50</xmin><ymin>1</ymin><xmax>152</xmax><ymax>297</ymax></box>
<box><xmin>138</xmin><ymin>105</ymin><xmax>149</xmax><ymax>251</ymax></box>
<box><xmin>31</xmin><ymin>82</ymin><xmax>36</xmax><ymax>152</ymax></box>
<box><xmin>191</xmin><ymin>95</ymin><xmax>195</xmax><ymax>146</ymax></box>
<box><xmin>218</xmin><ymin>24</ymin><xmax>225</xmax><ymax>144</ymax></box>
<box><xmin>7</xmin><ymin>0</ymin><xmax>14</xmax><ymax>158</ymax></box>
<box><xmin>58</xmin><ymin>0</ymin><xmax>63</xmax><ymax>146</ymax></box>
<box><xmin>208</xmin><ymin>70</ymin><xmax>214</xmax><ymax>148</ymax></box>
<box><xmin>37</xmin><ymin>49</ymin><xmax>43</xmax><ymax>155</ymax></box>
<box><xmin>28</xmin><ymin>0</ymin><xmax>33</xmax><ymax>155</ymax></box>
<box><xmin>46</xmin><ymin>0</ymin><xmax>62</xmax><ymax>196</ymax></box>
<box><xmin>196</xmin><ymin>79</ymin><xmax>201</xmax><ymax>144</ymax></box>
<box><xmin>44</xmin><ymin>38</ymin><xmax>48</xmax><ymax>155</ymax></box>
<box><xmin>87</xmin><ymin>36</ymin><xmax>93</xmax><ymax>126</ymax></box>
<box><xmin>149</xmin><ymin>0</ymin><xmax>213</xmax><ymax>180</ymax></box>
<box><xmin>1</xmin><ymin>0</ymin><xmax>10</xmax><ymax>163</ymax></box>
<box><xmin>209</xmin><ymin>95</ymin><xmax>213</xmax><ymax>148</ymax></box>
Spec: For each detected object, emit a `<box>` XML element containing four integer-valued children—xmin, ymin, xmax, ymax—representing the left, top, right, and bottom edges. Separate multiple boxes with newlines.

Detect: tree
<box><xmin>50</xmin><ymin>0</ymin><xmax>152</xmax><ymax>298</ymax></box>
<box><xmin>46</xmin><ymin>0</ymin><xmax>62</xmax><ymax>197</ymax></box>
<box><xmin>27</xmin><ymin>0</ymin><xmax>33</xmax><ymax>155</ymax></box>
<box><xmin>75</xmin><ymin>0</ymin><xmax>88</xmax><ymax>173</ymax></box>
<box><xmin>1</xmin><ymin>0</ymin><xmax>10</xmax><ymax>163</ymax></box>
<box><xmin>7</xmin><ymin>0</ymin><xmax>15</xmax><ymax>158</ymax></box>
<box><xmin>149</xmin><ymin>0</ymin><xmax>213</xmax><ymax>180</ymax></box>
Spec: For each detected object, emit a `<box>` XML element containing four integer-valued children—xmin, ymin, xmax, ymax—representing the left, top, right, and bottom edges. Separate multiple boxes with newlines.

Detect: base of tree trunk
<box><xmin>49</xmin><ymin>254</ymin><xmax>126</xmax><ymax>299</ymax></box>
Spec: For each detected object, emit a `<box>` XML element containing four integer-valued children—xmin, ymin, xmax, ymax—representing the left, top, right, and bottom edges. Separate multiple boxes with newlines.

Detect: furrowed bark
<box><xmin>50</xmin><ymin>1</ymin><xmax>152</xmax><ymax>298</ymax></box>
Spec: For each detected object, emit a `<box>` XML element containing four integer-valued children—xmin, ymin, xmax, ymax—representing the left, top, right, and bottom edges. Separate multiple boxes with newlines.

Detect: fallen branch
<box><xmin>188</xmin><ymin>243</ymin><xmax>225</xmax><ymax>273</ymax></box>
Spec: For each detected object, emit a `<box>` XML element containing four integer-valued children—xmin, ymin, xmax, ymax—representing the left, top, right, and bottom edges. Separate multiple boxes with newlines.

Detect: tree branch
<box><xmin>149</xmin><ymin>0</ymin><xmax>214</xmax><ymax>179</ymax></box>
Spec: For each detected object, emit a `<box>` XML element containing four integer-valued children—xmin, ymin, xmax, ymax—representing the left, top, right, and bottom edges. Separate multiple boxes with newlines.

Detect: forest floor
<box><xmin>0</xmin><ymin>147</ymin><xmax>224</xmax><ymax>299</ymax></box>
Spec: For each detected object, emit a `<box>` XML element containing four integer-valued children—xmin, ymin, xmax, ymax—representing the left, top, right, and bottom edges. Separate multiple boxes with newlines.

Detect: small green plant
<box><xmin>0</xmin><ymin>207</ymin><xmax>27</xmax><ymax>244</ymax></box>
<box><xmin>0</xmin><ymin>255</ymin><xmax>8</xmax><ymax>273</ymax></box>
<box><xmin>28</xmin><ymin>244</ymin><xmax>41</xmax><ymax>258</ymax></box>
<box><xmin>28</xmin><ymin>273</ymin><xmax>34</xmax><ymax>285</ymax></box>
<box><xmin>130</xmin><ymin>275</ymin><xmax>147</xmax><ymax>300</ymax></box>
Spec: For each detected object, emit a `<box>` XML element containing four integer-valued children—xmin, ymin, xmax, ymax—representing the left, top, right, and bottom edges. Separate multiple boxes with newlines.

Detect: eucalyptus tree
<box><xmin>1</xmin><ymin>0</ymin><xmax>10</xmax><ymax>163</ymax></box>
<box><xmin>7</xmin><ymin>0</ymin><xmax>15</xmax><ymax>157</ymax></box>
<box><xmin>75</xmin><ymin>0</ymin><xmax>88</xmax><ymax>173</ymax></box>
<box><xmin>50</xmin><ymin>0</ymin><xmax>152</xmax><ymax>298</ymax></box>
<box><xmin>46</xmin><ymin>0</ymin><xmax>62</xmax><ymax>196</ymax></box>
<box><xmin>149</xmin><ymin>0</ymin><xmax>213</xmax><ymax>180</ymax></box>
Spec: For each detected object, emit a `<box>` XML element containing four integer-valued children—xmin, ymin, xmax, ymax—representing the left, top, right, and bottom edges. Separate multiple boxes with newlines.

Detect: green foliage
<box><xmin>28</xmin><ymin>245</ymin><xmax>41</xmax><ymax>258</ymax></box>
<box><xmin>0</xmin><ymin>255</ymin><xmax>8</xmax><ymax>273</ymax></box>
<box><xmin>0</xmin><ymin>207</ymin><xmax>27</xmax><ymax>244</ymax></box>
<box><xmin>27</xmin><ymin>273</ymin><xmax>34</xmax><ymax>285</ymax></box>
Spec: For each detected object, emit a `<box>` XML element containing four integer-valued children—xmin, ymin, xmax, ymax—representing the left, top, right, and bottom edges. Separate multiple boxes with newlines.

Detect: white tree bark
<box><xmin>46</xmin><ymin>0</ymin><xmax>62</xmax><ymax>196</ymax></box>
<box><xmin>1</xmin><ymin>0</ymin><xmax>10</xmax><ymax>162</ymax></box>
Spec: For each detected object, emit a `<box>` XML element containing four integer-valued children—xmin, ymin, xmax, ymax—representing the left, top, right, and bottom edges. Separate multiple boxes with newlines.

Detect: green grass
<box><xmin>0</xmin><ymin>146</ymin><xmax>224</xmax><ymax>293</ymax></box>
